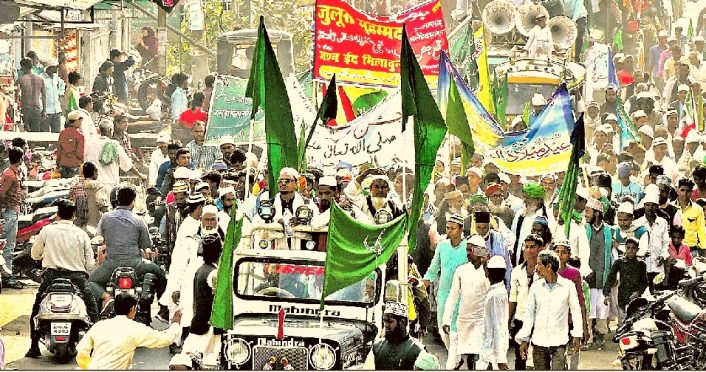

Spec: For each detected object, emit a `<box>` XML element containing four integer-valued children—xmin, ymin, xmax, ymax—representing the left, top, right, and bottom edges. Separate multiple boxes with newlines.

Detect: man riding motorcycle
<box><xmin>87</xmin><ymin>185</ymin><xmax>167</xmax><ymax>315</ymax></box>
<box><xmin>25</xmin><ymin>199</ymin><xmax>99</xmax><ymax>358</ymax></box>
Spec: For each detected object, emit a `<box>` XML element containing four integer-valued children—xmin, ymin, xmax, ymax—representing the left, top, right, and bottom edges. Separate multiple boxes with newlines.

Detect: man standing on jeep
<box><xmin>343</xmin><ymin>168</ymin><xmax>404</xmax><ymax>223</ymax></box>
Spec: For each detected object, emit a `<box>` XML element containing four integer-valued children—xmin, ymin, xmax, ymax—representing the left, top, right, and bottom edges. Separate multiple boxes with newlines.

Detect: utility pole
<box><xmin>157</xmin><ymin>6</ymin><xmax>167</xmax><ymax>76</ymax></box>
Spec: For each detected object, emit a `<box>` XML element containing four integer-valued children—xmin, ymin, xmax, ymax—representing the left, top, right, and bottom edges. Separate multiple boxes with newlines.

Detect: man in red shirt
<box><xmin>0</xmin><ymin>147</ymin><xmax>26</xmax><ymax>289</ymax></box>
<box><xmin>173</xmin><ymin>91</ymin><xmax>206</xmax><ymax>145</ymax></box>
<box><xmin>178</xmin><ymin>92</ymin><xmax>206</xmax><ymax>129</ymax></box>
<box><xmin>617</xmin><ymin>55</ymin><xmax>635</xmax><ymax>87</ymax></box>
<box><xmin>57</xmin><ymin>110</ymin><xmax>85</xmax><ymax>178</ymax></box>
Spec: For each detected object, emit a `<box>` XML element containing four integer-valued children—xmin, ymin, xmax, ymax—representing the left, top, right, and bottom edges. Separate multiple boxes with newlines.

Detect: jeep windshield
<box><xmin>235</xmin><ymin>258</ymin><xmax>380</xmax><ymax>307</ymax></box>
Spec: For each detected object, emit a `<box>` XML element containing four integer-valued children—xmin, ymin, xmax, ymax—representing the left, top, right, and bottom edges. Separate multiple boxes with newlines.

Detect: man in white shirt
<box><xmin>525</xmin><ymin>14</ymin><xmax>555</xmax><ymax>59</ymax></box>
<box><xmin>635</xmin><ymin>188</ymin><xmax>671</xmax><ymax>290</ymax></box>
<box><xmin>442</xmin><ymin>235</ymin><xmax>490</xmax><ymax>370</ymax></box>
<box><xmin>25</xmin><ymin>199</ymin><xmax>98</xmax><ymax>358</ymax></box>
<box><xmin>509</xmin><ymin>234</ymin><xmax>543</xmax><ymax>370</ymax></box>
<box><xmin>516</xmin><ymin>250</ymin><xmax>583</xmax><ymax>370</ymax></box>
<box><xmin>148</xmin><ymin>132</ymin><xmax>170</xmax><ymax>187</ymax></box>
<box><xmin>76</xmin><ymin>293</ymin><xmax>182</xmax><ymax>370</ymax></box>
<box><xmin>479</xmin><ymin>256</ymin><xmax>510</xmax><ymax>370</ymax></box>
<box><xmin>84</xmin><ymin>121</ymin><xmax>145</xmax><ymax>190</ymax></box>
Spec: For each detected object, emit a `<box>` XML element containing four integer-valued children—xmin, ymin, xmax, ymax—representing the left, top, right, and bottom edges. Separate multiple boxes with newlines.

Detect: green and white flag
<box><xmin>320</xmin><ymin>202</ymin><xmax>407</xmax><ymax>309</ymax></box>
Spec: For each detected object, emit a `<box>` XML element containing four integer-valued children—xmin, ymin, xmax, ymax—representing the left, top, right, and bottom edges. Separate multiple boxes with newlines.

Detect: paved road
<box><xmin>1</xmin><ymin>285</ymin><xmax>620</xmax><ymax>370</ymax></box>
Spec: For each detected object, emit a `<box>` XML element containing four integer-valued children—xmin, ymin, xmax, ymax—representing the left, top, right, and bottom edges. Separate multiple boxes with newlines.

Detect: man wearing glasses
<box><xmin>261</xmin><ymin>167</ymin><xmax>318</xmax><ymax>225</ymax></box>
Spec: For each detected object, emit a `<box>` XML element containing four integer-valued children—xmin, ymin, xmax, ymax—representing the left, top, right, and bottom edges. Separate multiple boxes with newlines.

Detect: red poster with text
<box><xmin>314</xmin><ymin>0</ymin><xmax>448</xmax><ymax>88</ymax></box>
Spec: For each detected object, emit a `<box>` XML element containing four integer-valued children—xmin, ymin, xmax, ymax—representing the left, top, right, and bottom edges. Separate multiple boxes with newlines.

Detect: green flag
<box><xmin>352</xmin><ymin>89</ymin><xmax>388</xmax><ymax>116</ymax></box>
<box><xmin>400</xmin><ymin>24</ymin><xmax>447</xmax><ymax>250</ymax></box>
<box><xmin>689</xmin><ymin>18</ymin><xmax>694</xmax><ymax>40</ymax></box>
<box><xmin>321</xmin><ymin>202</ymin><xmax>408</xmax><ymax>309</ymax></box>
<box><xmin>299</xmin><ymin>75</ymin><xmax>338</xmax><ymax>172</ymax></box>
<box><xmin>558</xmin><ymin>113</ymin><xmax>585</xmax><ymax>238</ymax></box>
<box><xmin>522</xmin><ymin>100</ymin><xmax>531</xmax><ymax>126</ymax></box>
<box><xmin>245</xmin><ymin>16</ymin><xmax>299</xmax><ymax>192</ymax></box>
<box><xmin>496</xmin><ymin>73</ymin><xmax>508</xmax><ymax>128</ymax></box>
<box><xmin>613</xmin><ymin>28</ymin><xmax>623</xmax><ymax>51</ymax></box>
<box><xmin>616</xmin><ymin>97</ymin><xmax>641</xmax><ymax>149</ymax></box>
<box><xmin>445</xmin><ymin>70</ymin><xmax>474</xmax><ymax>176</ymax></box>
<box><xmin>209</xmin><ymin>210</ymin><xmax>244</xmax><ymax>330</ymax></box>
<box><xmin>66</xmin><ymin>93</ymin><xmax>78</xmax><ymax>114</ymax></box>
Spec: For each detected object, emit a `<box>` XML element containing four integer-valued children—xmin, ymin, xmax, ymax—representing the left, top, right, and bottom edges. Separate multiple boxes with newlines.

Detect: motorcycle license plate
<box><xmin>51</xmin><ymin>322</ymin><xmax>71</xmax><ymax>336</ymax></box>
<box><xmin>117</xmin><ymin>288</ymin><xmax>135</xmax><ymax>295</ymax></box>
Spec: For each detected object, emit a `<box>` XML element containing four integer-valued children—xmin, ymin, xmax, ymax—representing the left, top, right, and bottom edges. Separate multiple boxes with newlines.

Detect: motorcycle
<box><xmin>33</xmin><ymin>278</ymin><xmax>91</xmax><ymax>363</ymax></box>
<box><xmin>0</xmin><ymin>208</ymin><xmax>56</xmax><ymax>283</ymax></box>
<box><xmin>612</xmin><ymin>291</ymin><xmax>686</xmax><ymax>370</ymax></box>
<box><xmin>149</xmin><ymin>226</ymin><xmax>170</xmax><ymax>270</ymax></box>
<box><xmin>103</xmin><ymin>265</ymin><xmax>158</xmax><ymax>325</ymax></box>
<box><xmin>665</xmin><ymin>275</ymin><xmax>706</xmax><ymax>369</ymax></box>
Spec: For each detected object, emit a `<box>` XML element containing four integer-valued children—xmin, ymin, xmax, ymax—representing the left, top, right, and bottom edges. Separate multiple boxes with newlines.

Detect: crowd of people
<box><xmin>3</xmin><ymin>0</ymin><xmax>706</xmax><ymax>370</ymax></box>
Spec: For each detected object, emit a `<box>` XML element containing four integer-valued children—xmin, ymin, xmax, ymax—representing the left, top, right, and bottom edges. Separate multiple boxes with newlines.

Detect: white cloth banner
<box><xmin>306</xmin><ymin>91</ymin><xmax>414</xmax><ymax>168</ymax></box>
<box><xmin>583</xmin><ymin>42</ymin><xmax>611</xmax><ymax>101</ymax></box>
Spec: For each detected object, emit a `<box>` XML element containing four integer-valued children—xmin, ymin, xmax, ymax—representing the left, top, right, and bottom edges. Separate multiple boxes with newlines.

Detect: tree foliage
<box><xmin>166</xmin><ymin>0</ymin><xmax>313</xmax><ymax>76</ymax></box>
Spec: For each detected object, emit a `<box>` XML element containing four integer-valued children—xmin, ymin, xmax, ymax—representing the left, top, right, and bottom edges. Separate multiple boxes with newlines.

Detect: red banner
<box><xmin>313</xmin><ymin>0</ymin><xmax>448</xmax><ymax>88</ymax></box>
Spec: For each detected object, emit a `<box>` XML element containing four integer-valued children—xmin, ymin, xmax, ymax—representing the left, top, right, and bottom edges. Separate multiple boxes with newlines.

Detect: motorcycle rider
<box><xmin>25</xmin><ymin>199</ymin><xmax>98</xmax><ymax>358</ymax></box>
<box><xmin>88</xmin><ymin>185</ymin><xmax>167</xmax><ymax>316</ymax></box>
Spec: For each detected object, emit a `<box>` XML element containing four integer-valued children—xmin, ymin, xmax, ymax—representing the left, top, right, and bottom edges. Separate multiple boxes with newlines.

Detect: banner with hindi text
<box><xmin>313</xmin><ymin>0</ymin><xmax>448</xmax><ymax>87</ymax></box>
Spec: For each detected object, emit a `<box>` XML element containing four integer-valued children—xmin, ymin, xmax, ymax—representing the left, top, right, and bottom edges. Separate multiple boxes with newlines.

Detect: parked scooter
<box><xmin>33</xmin><ymin>278</ymin><xmax>91</xmax><ymax>363</ymax></box>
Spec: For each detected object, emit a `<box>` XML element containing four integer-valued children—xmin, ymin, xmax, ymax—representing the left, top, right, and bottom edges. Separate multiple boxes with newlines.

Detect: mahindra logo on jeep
<box><xmin>269</xmin><ymin>304</ymin><xmax>341</xmax><ymax>317</ymax></box>
<box><xmin>257</xmin><ymin>337</ymin><xmax>306</xmax><ymax>347</ymax></box>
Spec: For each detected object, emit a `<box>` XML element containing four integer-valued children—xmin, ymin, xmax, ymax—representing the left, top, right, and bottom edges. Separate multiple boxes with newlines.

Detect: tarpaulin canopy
<box><xmin>15</xmin><ymin>0</ymin><xmax>103</xmax><ymax>10</ymax></box>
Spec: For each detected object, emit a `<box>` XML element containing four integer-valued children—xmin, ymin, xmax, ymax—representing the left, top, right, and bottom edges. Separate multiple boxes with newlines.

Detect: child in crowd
<box><xmin>665</xmin><ymin>225</ymin><xmax>692</xmax><ymax>288</ymax></box>
<box><xmin>603</xmin><ymin>238</ymin><xmax>648</xmax><ymax>325</ymax></box>
<box><xmin>480</xmin><ymin>256</ymin><xmax>510</xmax><ymax>370</ymax></box>
<box><xmin>668</xmin><ymin>225</ymin><xmax>693</xmax><ymax>267</ymax></box>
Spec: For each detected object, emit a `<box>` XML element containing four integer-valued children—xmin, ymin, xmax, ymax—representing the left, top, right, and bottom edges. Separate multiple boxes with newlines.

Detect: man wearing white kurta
<box><xmin>178</xmin><ymin>205</ymin><xmax>221</xmax><ymax>332</ymax></box>
<box><xmin>525</xmin><ymin>14</ymin><xmax>554</xmax><ymax>59</ymax></box>
<box><xmin>442</xmin><ymin>235</ymin><xmax>491</xmax><ymax>370</ymax></box>
<box><xmin>158</xmin><ymin>193</ymin><xmax>204</xmax><ymax>333</ymax></box>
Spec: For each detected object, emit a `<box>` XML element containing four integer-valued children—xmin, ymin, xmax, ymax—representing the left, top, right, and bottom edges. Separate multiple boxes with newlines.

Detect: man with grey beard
<box><xmin>486</xmin><ymin>183</ymin><xmax>515</xmax><ymax>229</ymax></box>
<box><xmin>344</xmin><ymin>168</ymin><xmax>403</xmax><ymax>222</ymax></box>
<box><xmin>175</xmin><ymin>204</ymin><xmax>224</xmax><ymax>351</ymax></box>
<box><xmin>433</xmin><ymin>190</ymin><xmax>470</xmax><ymax>235</ymax></box>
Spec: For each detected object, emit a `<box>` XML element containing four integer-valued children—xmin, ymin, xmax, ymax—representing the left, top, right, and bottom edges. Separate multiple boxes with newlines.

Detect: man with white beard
<box><xmin>344</xmin><ymin>168</ymin><xmax>404</xmax><ymax>222</ymax></box>
<box><xmin>158</xmin><ymin>193</ymin><xmax>205</xmax><ymax>353</ymax></box>
<box><xmin>486</xmin><ymin>183</ymin><xmax>515</xmax><ymax>229</ymax></box>
<box><xmin>176</xmin><ymin>205</ymin><xmax>224</xmax><ymax>353</ymax></box>
<box><xmin>510</xmin><ymin>183</ymin><xmax>555</xmax><ymax>266</ymax></box>
<box><xmin>433</xmin><ymin>190</ymin><xmax>469</xmax><ymax>235</ymax></box>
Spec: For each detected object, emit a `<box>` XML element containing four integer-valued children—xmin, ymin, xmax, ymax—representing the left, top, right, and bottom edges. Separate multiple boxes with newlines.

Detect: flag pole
<box><xmin>399</xmin><ymin>117</ymin><xmax>411</xmax><ymax>332</ymax></box>
<box><xmin>245</xmin><ymin>118</ymin><xmax>255</xmax><ymax>201</ymax></box>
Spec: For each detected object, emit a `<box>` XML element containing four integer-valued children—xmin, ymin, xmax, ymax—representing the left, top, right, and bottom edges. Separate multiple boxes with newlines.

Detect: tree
<box><xmin>166</xmin><ymin>0</ymin><xmax>313</xmax><ymax>76</ymax></box>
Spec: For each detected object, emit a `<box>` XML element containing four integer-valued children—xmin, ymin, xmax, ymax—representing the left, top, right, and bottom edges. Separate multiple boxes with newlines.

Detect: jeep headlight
<box><xmin>310</xmin><ymin>343</ymin><xmax>336</xmax><ymax>370</ymax></box>
<box><xmin>224</xmin><ymin>338</ymin><xmax>250</xmax><ymax>366</ymax></box>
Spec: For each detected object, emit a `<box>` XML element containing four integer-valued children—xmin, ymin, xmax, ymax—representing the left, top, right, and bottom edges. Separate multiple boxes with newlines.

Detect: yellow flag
<box><xmin>474</xmin><ymin>25</ymin><xmax>495</xmax><ymax>115</ymax></box>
